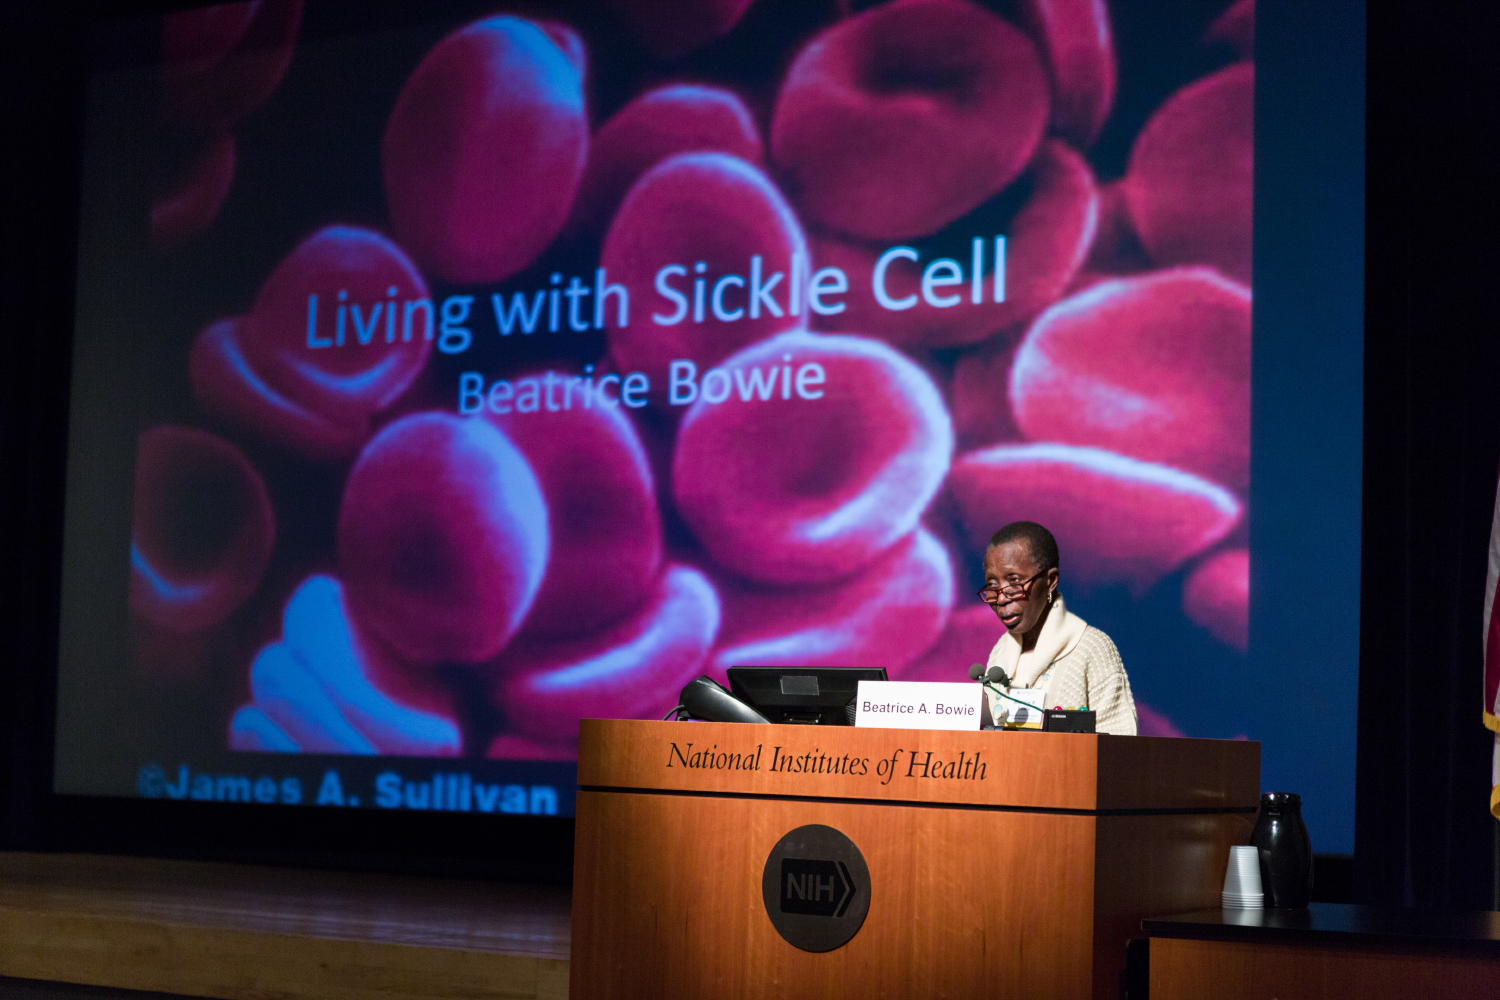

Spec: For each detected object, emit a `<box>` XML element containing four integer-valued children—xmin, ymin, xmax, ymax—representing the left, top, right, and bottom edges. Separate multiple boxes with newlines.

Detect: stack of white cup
<box><xmin>1221</xmin><ymin>845</ymin><xmax>1264</xmax><ymax>909</ymax></box>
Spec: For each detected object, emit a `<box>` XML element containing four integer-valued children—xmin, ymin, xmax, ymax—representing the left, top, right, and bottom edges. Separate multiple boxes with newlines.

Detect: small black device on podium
<box><xmin>1041</xmin><ymin>708</ymin><xmax>1096</xmax><ymax>733</ymax></box>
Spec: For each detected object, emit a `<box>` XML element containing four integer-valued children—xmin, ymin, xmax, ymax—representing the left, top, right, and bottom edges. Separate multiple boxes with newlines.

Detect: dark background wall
<box><xmin>1357</xmin><ymin>0</ymin><xmax>1500</xmax><ymax>911</ymax></box>
<box><xmin>3</xmin><ymin>0</ymin><xmax>1499</xmax><ymax>907</ymax></box>
<box><xmin>0</xmin><ymin>0</ymin><xmax>81</xmax><ymax>853</ymax></box>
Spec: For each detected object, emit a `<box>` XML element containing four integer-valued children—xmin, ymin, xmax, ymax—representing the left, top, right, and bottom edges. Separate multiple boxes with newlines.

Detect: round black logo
<box><xmin>761</xmin><ymin>824</ymin><xmax>871</xmax><ymax>952</ymax></box>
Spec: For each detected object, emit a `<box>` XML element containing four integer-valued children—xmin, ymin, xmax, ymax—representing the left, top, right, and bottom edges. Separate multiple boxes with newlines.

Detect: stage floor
<box><xmin>0</xmin><ymin>852</ymin><xmax>571</xmax><ymax>1000</ymax></box>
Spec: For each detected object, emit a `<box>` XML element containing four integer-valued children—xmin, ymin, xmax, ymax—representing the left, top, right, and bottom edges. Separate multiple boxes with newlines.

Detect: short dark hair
<box><xmin>986</xmin><ymin>521</ymin><xmax>1059</xmax><ymax>573</ymax></box>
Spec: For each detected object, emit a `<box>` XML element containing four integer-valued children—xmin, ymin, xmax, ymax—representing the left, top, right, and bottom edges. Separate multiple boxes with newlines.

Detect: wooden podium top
<box><xmin>579</xmin><ymin>719</ymin><xmax>1259</xmax><ymax>813</ymax></box>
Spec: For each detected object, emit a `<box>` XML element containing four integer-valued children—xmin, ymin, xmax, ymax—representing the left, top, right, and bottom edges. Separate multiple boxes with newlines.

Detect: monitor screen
<box><xmin>52</xmin><ymin>0</ymin><xmax>1364</xmax><ymax>848</ymax></box>
<box><xmin>727</xmin><ymin>666</ymin><xmax>889</xmax><ymax>725</ymax></box>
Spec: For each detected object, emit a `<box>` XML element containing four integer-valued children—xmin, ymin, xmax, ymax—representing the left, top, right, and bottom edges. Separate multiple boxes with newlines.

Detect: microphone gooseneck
<box><xmin>971</xmin><ymin>662</ymin><xmax>1044</xmax><ymax>717</ymax></box>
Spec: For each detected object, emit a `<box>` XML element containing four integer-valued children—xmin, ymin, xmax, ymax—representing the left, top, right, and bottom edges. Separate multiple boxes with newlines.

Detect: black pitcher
<box><xmin>1250</xmin><ymin>791</ymin><xmax>1313</xmax><ymax>908</ymax></box>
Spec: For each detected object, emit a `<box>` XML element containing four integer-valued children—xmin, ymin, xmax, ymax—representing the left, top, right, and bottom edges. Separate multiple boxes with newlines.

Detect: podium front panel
<box><xmin>574</xmin><ymin>791</ymin><xmax>1099</xmax><ymax>998</ymax></box>
<box><xmin>572</xmin><ymin>720</ymin><xmax>1258</xmax><ymax>999</ymax></box>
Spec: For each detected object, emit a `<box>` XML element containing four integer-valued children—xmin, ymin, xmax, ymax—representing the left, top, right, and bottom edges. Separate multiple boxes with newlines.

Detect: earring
<box><xmin>1047</xmin><ymin>591</ymin><xmax>1054</xmax><ymax>605</ymax></box>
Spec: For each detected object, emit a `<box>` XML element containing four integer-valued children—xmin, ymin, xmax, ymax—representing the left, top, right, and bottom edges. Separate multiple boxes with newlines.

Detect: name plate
<box><xmin>995</xmin><ymin>686</ymin><xmax>1047</xmax><ymax>729</ymax></box>
<box><xmin>853</xmin><ymin>681</ymin><xmax>982</xmax><ymax>731</ymax></box>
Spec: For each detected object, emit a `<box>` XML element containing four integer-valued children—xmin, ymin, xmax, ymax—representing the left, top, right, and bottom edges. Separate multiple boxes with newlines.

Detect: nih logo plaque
<box><xmin>761</xmin><ymin>824</ymin><xmax>871</xmax><ymax>952</ymax></box>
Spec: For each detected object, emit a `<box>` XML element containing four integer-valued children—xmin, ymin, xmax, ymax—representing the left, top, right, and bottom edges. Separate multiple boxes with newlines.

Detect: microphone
<box><xmin>970</xmin><ymin>663</ymin><xmax>1003</xmax><ymax>730</ymax></box>
<box><xmin>970</xmin><ymin>664</ymin><xmax>1006</xmax><ymax>719</ymax></box>
<box><xmin>969</xmin><ymin>663</ymin><xmax>1039</xmax><ymax>725</ymax></box>
<box><xmin>969</xmin><ymin>663</ymin><xmax>1010</xmax><ymax>690</ymax></box>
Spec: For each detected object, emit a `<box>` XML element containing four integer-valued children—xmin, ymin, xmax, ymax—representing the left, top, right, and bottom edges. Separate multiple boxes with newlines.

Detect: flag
<box><xmin>1485</xmin><ymin>461</ymin><xmax>1500</xmax><ymax>818</ymax></box>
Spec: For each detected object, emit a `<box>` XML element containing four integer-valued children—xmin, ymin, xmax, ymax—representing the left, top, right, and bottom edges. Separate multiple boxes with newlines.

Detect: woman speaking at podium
<box><xmin>978</xmin><ymin>521</ymin><xmax>1139</xmax><ymax>735</ymax></box>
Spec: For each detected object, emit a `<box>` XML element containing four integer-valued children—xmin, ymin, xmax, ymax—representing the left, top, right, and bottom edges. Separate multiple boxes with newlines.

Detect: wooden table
<box><xmin>571</xmin><ymin>720</ymin><xmax>1259</xmax><ymax>999</ymax></box>
<box><xmin>1145</xmin><ymin>903</ymin><xmax>1500</xmax><ymax>998</ymax></box>
<box><xmin>0</xmin><ymin>852</ymin><xmax>571</xmax><ymax>1000</ymax></box>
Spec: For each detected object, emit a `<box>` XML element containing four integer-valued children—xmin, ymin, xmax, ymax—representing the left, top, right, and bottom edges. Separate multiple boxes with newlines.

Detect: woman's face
<box><xmin>982</xmin><ymin>540</ymin><xmax>1059</xmax><ymax>637</ymax></box>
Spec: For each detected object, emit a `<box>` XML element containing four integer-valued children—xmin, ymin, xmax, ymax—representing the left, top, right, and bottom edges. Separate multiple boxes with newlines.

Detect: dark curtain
<box><xmin>0</xmin><ymin>1</ymin><xmax>92</xmax><ymax>848</ymax></box>
<box><xmin>1357</xmin><ymin>0</ymin><xmax>1500</xmax><ymax>910</ymax></box>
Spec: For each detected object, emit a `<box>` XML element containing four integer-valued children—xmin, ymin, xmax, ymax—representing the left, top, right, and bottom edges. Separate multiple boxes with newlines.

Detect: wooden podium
<box><xmin>571</xmin><ymin>719</ymin><xmax>1258</xmax><ymax>999</ymax></box>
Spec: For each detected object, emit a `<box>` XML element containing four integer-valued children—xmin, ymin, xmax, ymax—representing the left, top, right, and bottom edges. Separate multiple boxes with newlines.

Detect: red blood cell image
<box><xmin>1126</xmin><ymin>62</ymin><xmax>1253</xmax><ymax>283</ymax></box>
<box><xmin>602</xmin><ymin>152</ymin><xmax>808</xmax><ymax>378</ymax></box>
<box><xmin>383</xmin><ymin>16</ymin><xmax>588</xmax><ymax>284</ymax></box>
<box><xmin>191</xmin><ymin>226</ymin><xmax>433</xmax><ymax>460</ymax></box>
<box><xmin>486</xmin><ymin>393</ymin><xmax>662</xmax><ymax>638</ymax></box>
<box><xmin>492</xmin><ymin>564</ymin><xmax>720</xmax><ymax>745</ymax></box>
<box><xmin>539</xmin><ymin>19</ymin><xmax>588</xmax><ymax>79</ymax></box>
<box><xmin>130</xmin><ymin>425</ymin><xmax>275</xmax><ymax>633</ymax></box>
<box><xmin>1015</xmin><ymin>0</ymin><xmax>1117</xmax><ymax>148</ymax></box>
<box><xmin>809</xmin><ymin>140</ymin><xmax>1098</xmax><ymax>348</ymax></box>
<box><xmin>161</xmin><ymin>3</ymin><xmax>259</xmax><ymax>80</ymax></box>
<box><xmin>894</xmin><ymin>603</ymin><xmax>1005</xmax><ymax>684</ymax></box>
<box><xmin>131</xmin><ymin>618</ymin><xmax>219</xmax><ymax>681</ymax></box>
<box><xmin>771</xmin><ymin>0</ymin><xmax>1050</xmax><ymax>241</ymax></box>
<box><xmin>1083</xmin><ymin>178</ymin><xmax>1151</xmax><ymax>276</ymax></box>
<box><xmin>1206</xmin><ymin>0</ymin><xmax>1254</xmax><ymax>58</ymax></box>
<box><xmin>1182</xmin><ymin>547</ymin><xmax>1249</xmax><ymax>651</ymax></box>
<box><xmin>119</xmin><ymin>1</ymin><xmax>1265</xmax><ymax>763</ymax></box>
<box><xmin>229</xmin><ymin>574</ymin><xmax>463</xmax><ymax>755</ymax></box>
<box><xmin>710</xmin><ymin>528</ymin><xmax>955</xmax><ymax>674</ymax></box>
<box><xmin>1009</xmin><ymin>267</ymin><xmax>1251</xmax><ymax>492</ymax></box>
<box><xmin>606</xmin><ymin>0</ymin><xmax>757</xmax><ymax>60</ymax></box>
<box><xmin>568</xmin><ymin>84</ymin><xmax>762</xmax><ymax>240</ymax></box>
<box><xmin>485</xmin><ymin>733</ymin><xmax>575</xmax><ymax>761</ymax></box>
<box><xmin>245</xmin><ymin>227</ymin><xmax>432</xmax><ymax>419</ymax></box>
<box><xmin>337</xmin><ymin>412</ymin><xmax>549</xmax><ymax>666</ymax></box>
<box><xmin>160</xmin><ymin>0</ymin><xmax>304</xmax><ymax>130</ymax></box>
<box><xmin>951</xmin><ymin>339</ymin><xmax>1023</xmax><ymax>450</ymax></box>
<box><xmin>948</xmin><ymin>442</ymin><xmax>1241</xmax><ymax>590</ymax></box>
<box><xmin>673</xmin><ymin>330</ymin><xmax>953</xmax><ymax>585</ymax></box>
<box><xmin>151</xmin><ymin>133</ymin><xmax>236</xmax><ymax>252</ymax></box>
<box><xmin>190</xmin><ymin>318</ymin><xmax>363</xmax><ymax>460</ymax></box>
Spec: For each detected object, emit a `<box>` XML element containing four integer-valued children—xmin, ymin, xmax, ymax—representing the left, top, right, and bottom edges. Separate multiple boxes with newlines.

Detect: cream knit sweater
<box><xmin>984</xmin><ymin>594</ymin><xmax>1138</xmax><ymax>736</ymax></box>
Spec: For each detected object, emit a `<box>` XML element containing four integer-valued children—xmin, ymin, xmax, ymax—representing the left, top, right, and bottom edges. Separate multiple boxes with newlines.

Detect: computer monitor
<box><xmin>726</xmin><ymin>667</ymin><xmax>888</xmax><ymax>726</ymax></box>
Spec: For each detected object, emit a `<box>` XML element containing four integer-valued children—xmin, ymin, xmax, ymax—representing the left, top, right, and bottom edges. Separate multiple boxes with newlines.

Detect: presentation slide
<box><xmin>53</xmin><ymin>0</ymin><xmax>1361</xmax><ymax>844</ymax></box>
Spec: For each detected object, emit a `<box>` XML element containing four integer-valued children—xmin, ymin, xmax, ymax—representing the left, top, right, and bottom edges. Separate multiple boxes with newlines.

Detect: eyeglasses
<box><xmin>976</xmin><ymin>569</ymin><xmax>1048</xmax><ymax>604</ymax></box>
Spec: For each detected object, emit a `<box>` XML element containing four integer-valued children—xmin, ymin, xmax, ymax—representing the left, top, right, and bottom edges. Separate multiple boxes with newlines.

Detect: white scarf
<box><xmin>986</xmin><ymin>593</ymin><xmax>1088</xmax><ymax>689</ymax></box>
